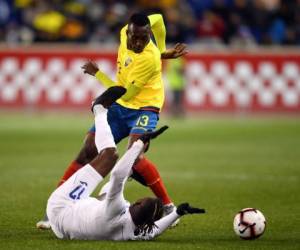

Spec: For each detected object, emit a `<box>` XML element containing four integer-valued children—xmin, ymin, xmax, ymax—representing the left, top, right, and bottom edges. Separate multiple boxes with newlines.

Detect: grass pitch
<box><xmin>0</xmin><ymin>112</ymin><xmax>299</xmax><ymax>250</ymax></box>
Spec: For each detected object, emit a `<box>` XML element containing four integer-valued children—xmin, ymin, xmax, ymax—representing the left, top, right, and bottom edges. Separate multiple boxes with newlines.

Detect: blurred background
<box><xmin>1</xmin><ymin>0</ymin><xmax>299</xmax><ymax>45</ymax></box>
<box><xmin>0</xmin><ymin>0</ymin><xmax>299</xmax><ymax>114</ymax></box>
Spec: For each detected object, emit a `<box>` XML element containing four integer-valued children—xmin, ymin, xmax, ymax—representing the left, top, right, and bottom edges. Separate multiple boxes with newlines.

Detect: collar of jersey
<box><xmin>127</xmin><ymin>40</ymin><xmax>153</xmax><ymax>55</ymax></box>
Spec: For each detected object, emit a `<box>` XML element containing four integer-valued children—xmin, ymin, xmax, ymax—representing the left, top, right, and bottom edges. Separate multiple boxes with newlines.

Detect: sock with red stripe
<box><xmin>133</xmin><ymin>157</ymin><xmax>172</xmax><ymax>205</ymax></box>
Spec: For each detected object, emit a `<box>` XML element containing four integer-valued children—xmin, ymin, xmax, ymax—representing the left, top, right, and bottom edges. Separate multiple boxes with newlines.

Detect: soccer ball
<box><xmin>233</xmin><ymin>208</ymin><xmax>266</xmax><ymax>240</ymax></box>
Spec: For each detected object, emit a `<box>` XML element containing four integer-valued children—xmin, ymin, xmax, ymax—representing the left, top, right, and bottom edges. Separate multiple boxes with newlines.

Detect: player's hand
<box><xmin>139</xmin><ymin>126</ymin><xmax>169</xmax><ymax>152</ymax></box>
<box><xmin>139</xmin><ymin>126</ymin><xmax>169</xmax><ymax>143</ymax></box>
<box><xmin>161</xmin><ymin>43</ymin><xmax>188</xmax><ymax>59</ymax></box>
<box><xmin>81</xmin><ymin>60</ymin><xmax>99</xmax><ymax>76</ymax></box>
<box><xmin>176</xmin><ymin>203</ymin><xmax>205</xmax><ymax>216</ymax></box>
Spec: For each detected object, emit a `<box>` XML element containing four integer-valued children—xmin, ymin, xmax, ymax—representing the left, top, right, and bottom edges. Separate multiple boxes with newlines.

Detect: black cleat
<box><xmin>139</xmin><ymin>126</ymin><xmax>169</xmax><ymax>144</ymax></box>
<box><xmin>92</xmin><ymin>86</ymin><xmax>126</xmax><ymax>111</ymax></box>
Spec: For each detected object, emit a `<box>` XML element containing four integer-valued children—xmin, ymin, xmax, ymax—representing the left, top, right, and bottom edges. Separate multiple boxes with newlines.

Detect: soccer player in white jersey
<box><xmin>47</xmin><ymin>86</ymin><xmax>205</xmax><ymax>240</ymax></box>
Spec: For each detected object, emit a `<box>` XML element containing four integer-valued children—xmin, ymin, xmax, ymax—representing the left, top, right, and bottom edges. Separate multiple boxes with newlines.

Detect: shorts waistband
<box><xmin>139</xmin><ymin>106</ymin><xmax>160</xmax><ymax>113</ymax></box>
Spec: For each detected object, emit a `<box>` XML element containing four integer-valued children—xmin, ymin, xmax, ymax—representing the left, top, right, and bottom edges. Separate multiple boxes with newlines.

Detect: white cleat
<box><xmin>36</xmin><ymin>219</ymin><xmax>51</xmax><ymax>230</ymax></box>
<box><xmin>163</xmin><ymin>203</ymin><xmax>180</xmax><ymax>228</ymax></box>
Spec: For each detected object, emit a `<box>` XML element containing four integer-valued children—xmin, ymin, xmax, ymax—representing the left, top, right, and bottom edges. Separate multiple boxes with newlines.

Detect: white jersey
<box><xmin>47</xmin><ymin>140</ymin><xmax>180</xmax><ymax>241</ymax></box>
<box><xmin>49</xmin><ymin>195</ymin><xmax>135</xmax><ymax>240</ymax></box>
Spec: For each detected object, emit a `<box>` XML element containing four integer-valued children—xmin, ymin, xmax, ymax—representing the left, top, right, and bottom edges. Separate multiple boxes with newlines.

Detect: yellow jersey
<box><xmin>95</xmin><ymin>14</ymin><xmax>166</xmax><ymax>111</ymax></box>
<box><xmin>115</xmin><ymin>26</ymin><xmax>164</xmax><ymax>110</ymax></box>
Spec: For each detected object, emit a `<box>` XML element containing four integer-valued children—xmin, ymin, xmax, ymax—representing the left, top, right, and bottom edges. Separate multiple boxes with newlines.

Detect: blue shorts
<box><xmin>89</xmin><ymin>103</ymin><xmax>159</xmax><ymax>144</ymax></box>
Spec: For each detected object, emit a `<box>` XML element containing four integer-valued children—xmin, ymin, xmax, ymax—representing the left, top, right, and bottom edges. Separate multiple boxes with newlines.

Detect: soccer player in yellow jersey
<box><xmin>37</xmin><ymin>13</ymin><xmax>187</xmax><ymax>229</ymax></box>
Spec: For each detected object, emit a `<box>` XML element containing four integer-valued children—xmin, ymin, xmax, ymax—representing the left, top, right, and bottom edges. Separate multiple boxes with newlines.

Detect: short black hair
<box><xmin>129</xmin><ymin>13</ymin><xmax>150</xmax><ymax>27</ymax></box>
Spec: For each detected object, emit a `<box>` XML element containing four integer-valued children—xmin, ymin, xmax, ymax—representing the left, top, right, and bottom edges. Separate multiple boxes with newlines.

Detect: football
<box><xmin>233</xmin><ymin>208</ymin><xmax>266</xmax><ymax>240</ymax></box>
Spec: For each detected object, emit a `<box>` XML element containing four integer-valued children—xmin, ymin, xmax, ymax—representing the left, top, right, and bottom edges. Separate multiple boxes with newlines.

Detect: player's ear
<box><xmin>126</xmin><ymin>29</ymin><xmax>129</xmax><ymax>36</ymax></box>
<box><xmin>146</xmin><ymin>25</ymin><xmax>151</xmax><ymax>33</ymax></box>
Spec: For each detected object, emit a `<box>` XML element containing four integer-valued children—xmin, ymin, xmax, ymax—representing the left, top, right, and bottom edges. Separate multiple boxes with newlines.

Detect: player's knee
<box><xmin>85</xmin><ymin>143</ymin><xmax>98</xmax><ymax>159</ymax></box>
<box><xmin>78</xmin><ymin>134</ymin><xmax>98</xmax><ymax>162</ymax></box>
<box><xmin>76</xmin><ymin>144</ymin><xmax>97</xmax><ymax>164</ymax></box>
<box><xmin>102</xmin><ymin>148</ymin><xmax>119</xmax><ymax>165</ymax></box>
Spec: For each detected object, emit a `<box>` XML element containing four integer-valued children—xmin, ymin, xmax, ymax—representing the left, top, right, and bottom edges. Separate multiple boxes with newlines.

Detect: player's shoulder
<box><xmin>139</xmin><ymin>43</ymin><xmax>160</xmax><ymax>62</ymax></box>
<box><xmin>120</xmin><ymin>25</ymin><xmax>128</xmax><ymax>44</ymax></box>
<box><xmin>120</xmin><ymin>25</ymin><xmax>128</xmax><ymax>35</ymax></box>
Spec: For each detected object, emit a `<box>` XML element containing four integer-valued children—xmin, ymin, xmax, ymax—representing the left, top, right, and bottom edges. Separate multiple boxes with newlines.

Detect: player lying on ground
<box><xmin>38</xmin><ymin>13</ymin><xmax>187</xmax><ymax>229</ymax></box>
<box><xmin>47</xmin><ymin>87</ymin><xmax>205</xmax><ymax>240</ymax></box>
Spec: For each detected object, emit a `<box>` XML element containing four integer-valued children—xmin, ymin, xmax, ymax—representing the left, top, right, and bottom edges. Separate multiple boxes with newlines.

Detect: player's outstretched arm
<box><xmin>107</xmin><ymin>127</ymin><xmax>169</xmax><ymax>199</ymax></box>
<box><xmin>176</xmin><ymin>203</ymin><xmax>205</xmax><ymax>215</ymax></box>
<box><xmin>82</xmin><ymin>60</ymin><xmax>143</xmax><ymax>102</ymax></box>
<box><xmin>148</xmin><ymin>14</ymin><xmax>187</xmax><ymax>59</ymax></box>
<box><xmin>139</xmin><ymin>126</ymin><xmax>169</xmax><ymax>143</ymax></box>
<box><xmin>161</xmin><ymin>43</ymin><xmax>188</xmax><ymax>59</ymax></box>
<box><xmin>148</xmin><ymin>14</ymin><xmax>166</xmax><ymax>54</ymax></box>
<box><xmin>135</xmin><ymin>202</ymin><xmax>205</xmax><ymax>240</ymax></box>
<box><xmin>82</xmin><ymin>60</ymin><xmax>116</xmax><ymax>88</ymax></box>
<box><xmin>137</xmin><ymin>126</ymin><xmax>169</xmax><ymax>152</ymax></box>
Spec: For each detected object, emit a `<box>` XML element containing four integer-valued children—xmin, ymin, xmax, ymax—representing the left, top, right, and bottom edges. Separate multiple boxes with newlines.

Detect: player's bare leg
<box><xmin>36</xmin><ymin>133</ymin><xmax>97</xmax><ymax>229</ymax></box>
<box><xmin>37</xmin><ymin>86</ymin><xmax>125</xmax><ymax>230</ymax></box>
<box><xmin>87</xmin><ymin>86</ymin><xmax>128</xmax><ymax>177</ymax></box>
<box><xmin>75</xmin><ymin>133</ymin><xmax>98</xmax><ymax>165</ymax></box>
<box><xmin>56</xmin><ymin>133</ymin><xmax>97</xmax><ymax>187</ymax></box>
<box><xmin>59</xmin><ymin>87</ymin><xmax>127</xmax><ymax>188</ymax></box>
<box><xmin>56</xmin><ymin>86</ymin><xmax>127</xmax><ymax>186</ymax></box>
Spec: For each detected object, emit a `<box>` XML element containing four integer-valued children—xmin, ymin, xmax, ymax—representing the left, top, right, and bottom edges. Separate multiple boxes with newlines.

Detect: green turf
<box><xmin>0</xmin><ymin>112</ymin><xmax>299</xmax><ymax>250</ymax></box>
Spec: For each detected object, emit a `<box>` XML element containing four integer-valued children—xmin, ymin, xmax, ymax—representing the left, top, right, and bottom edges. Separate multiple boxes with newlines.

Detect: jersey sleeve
<box><xmin>148</xmin><ymin>14</ymin><xmax>166</xmax><ymax>54</ymax></box>
<box><xmin>120</xmin><ymin>25</ymin><xmax>128</xmax><ymax>45</ymax></box>
<box><xmin>120</xmin><ymin>84</ymin><xmax>141</xmax><ymax>101</ymax></box>
<box><xmin>106</xmin><ymin>140</ymin><xmax>144</xmax><ymax>200</ymax></box>
<box><xmin>95</xmin><ymin>70</ymin><xmax>116</xmax><ymax>88</ymax></box>
<box><xmin>127</xmin><ymin>55</ymin><xmax>155</xmax><ymax>88</ymax></box>
<box><xmin>133</xmin><ymin>211</ymin><xmax>180</xmax><ymax>240</ymax></box>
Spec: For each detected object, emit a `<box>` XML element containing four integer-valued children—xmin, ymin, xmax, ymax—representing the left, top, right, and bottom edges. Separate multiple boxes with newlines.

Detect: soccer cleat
<box><xmin>91</xmin><ymin>86</ymin><xmax>126</xmax><ymax>111</ymax></box>
<box><xmin>36</xmin><ymin>215</ymin><xmax>51</xmax><ymax>230</ymax></box>
<box><xmin>163</xmin><ymin>203</ymin><xmax>180</xmax><ymax>228</ymax></box>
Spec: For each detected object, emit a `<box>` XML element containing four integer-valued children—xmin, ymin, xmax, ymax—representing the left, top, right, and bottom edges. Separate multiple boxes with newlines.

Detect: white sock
<box><xmin>93</xmin><ymin>104</ymin><xmax>106</xmax><ymax>116</ymax></box>
<box><xmin>94</xmin><ymin>105</ymin><xmax>116</xmax><ymax>153</ymax></box>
